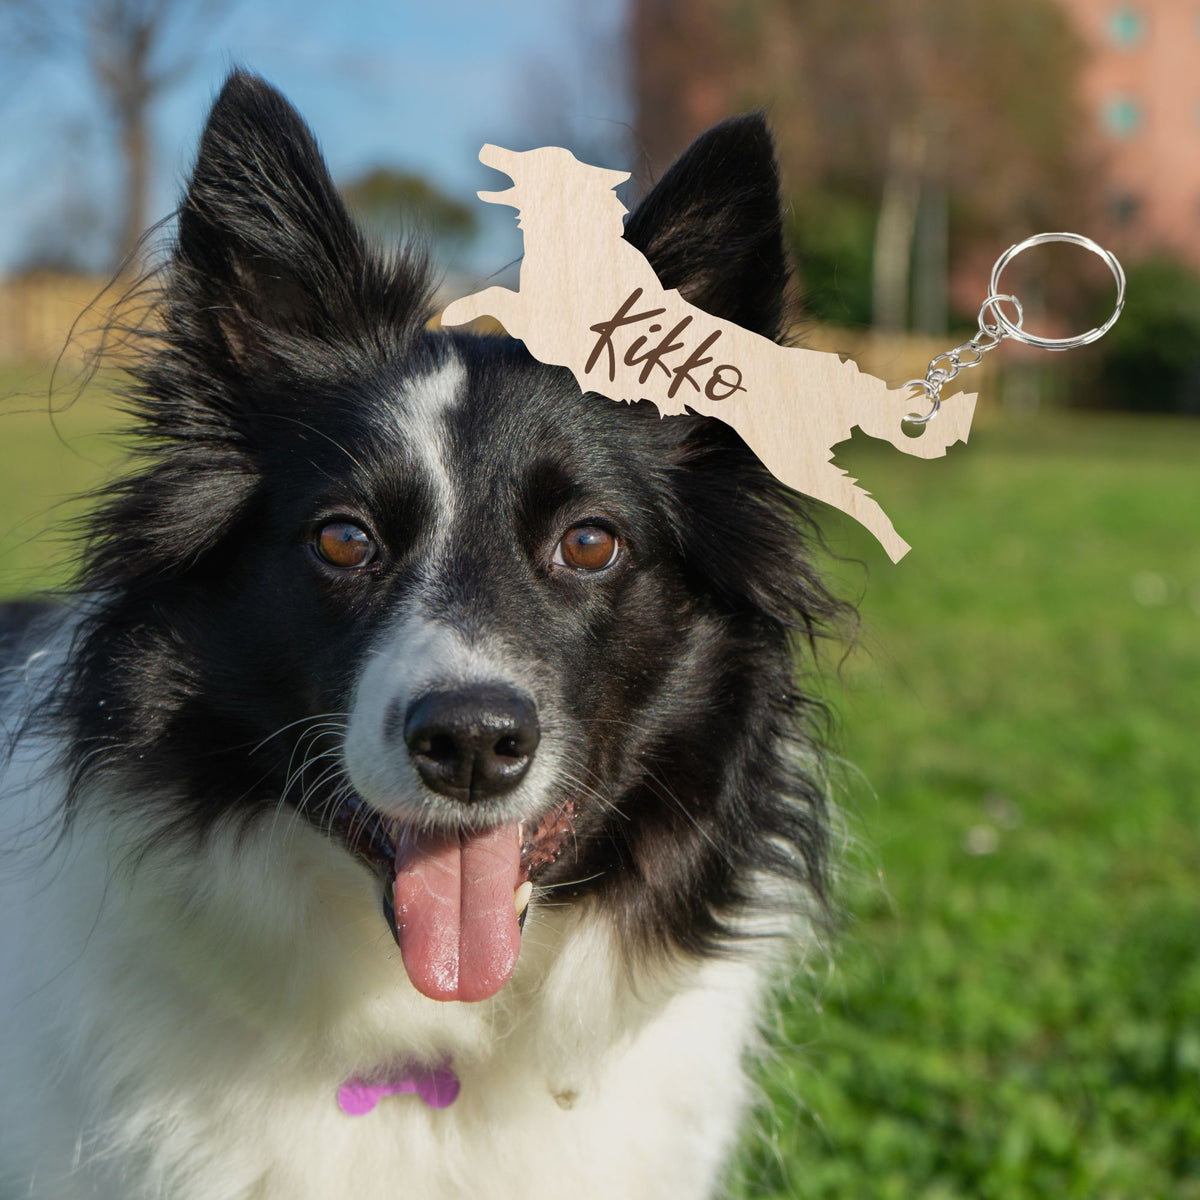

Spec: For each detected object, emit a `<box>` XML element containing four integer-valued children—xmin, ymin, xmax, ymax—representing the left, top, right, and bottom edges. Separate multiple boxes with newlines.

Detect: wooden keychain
<box><xmin>440</xmin><ymin>147</ymin><xmax>1127</xmax><ymax>562</ymax></box>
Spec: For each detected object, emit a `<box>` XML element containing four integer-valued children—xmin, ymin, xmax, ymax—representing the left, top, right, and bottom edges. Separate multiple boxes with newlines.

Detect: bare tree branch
<box><xmin>2</xmin><ymin>0</ymin><xmax>231</xmax><ymax>270</ymax></box>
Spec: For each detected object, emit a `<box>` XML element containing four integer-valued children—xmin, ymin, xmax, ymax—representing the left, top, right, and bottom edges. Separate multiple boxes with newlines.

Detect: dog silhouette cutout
<box><xmin>440</xmin><ymin>143</ymin><xmax>977</xmax><ymax>562</ymax></box>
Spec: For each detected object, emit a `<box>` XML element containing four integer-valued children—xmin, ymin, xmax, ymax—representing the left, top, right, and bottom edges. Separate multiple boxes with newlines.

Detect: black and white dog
<box><xmin>0</xmin><ymin>73</ymin><xmax>842</xmax><ymax>1199</ymax></box>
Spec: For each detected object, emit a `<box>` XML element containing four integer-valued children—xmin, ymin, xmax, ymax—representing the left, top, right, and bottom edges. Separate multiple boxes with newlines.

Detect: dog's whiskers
<box><xmin>247</xmin><ymin>712</ymin><xmax>349</xmax><ymax>757</ymax></box>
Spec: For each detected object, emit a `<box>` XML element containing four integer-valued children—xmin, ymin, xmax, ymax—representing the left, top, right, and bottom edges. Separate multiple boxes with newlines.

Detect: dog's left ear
<box><xmin>624</xmin><ymin>113</ymin><xmax>788</xmax><ymax>342</ymax></box>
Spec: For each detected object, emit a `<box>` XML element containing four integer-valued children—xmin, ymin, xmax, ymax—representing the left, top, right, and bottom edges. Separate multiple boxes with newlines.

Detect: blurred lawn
<box><xmin>0</xmin><ymin>363</ymin><xmax>129</xmax><ymax>596</ymax></box>
<box><xmin>2</xmin><ymin>368</ymin><xmax>1198</xmax><ymax>1198</ymax></box>
<box><xmin>737</xmin><ymin>410</ymin><xmax>1200</xmax><ymax>1198</ymax></box>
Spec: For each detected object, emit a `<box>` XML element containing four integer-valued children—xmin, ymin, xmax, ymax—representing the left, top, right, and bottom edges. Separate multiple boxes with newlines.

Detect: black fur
<box><xmin>52</xmin><ymin>71</ymin><xmax>844</xmax><ymax>965</ymax></box>
<box><xmin>624</xmin><ymin>113</ymin><xmax>790</xmax><ymax>343</ymax></box>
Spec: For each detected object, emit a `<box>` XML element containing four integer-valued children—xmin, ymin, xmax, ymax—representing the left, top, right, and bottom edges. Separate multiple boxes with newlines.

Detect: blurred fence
<box><xmin>0</xmin><ymin>273</ymin><xmax>114</xmax><ymax>366</ymax></box>
<box><xmin>801</xmin><ymin>325</ymin><xmax>993</xmax><ymax>411</ymax></box>
<box><xmin>0</xmin><ymin>273</ymin><xmax>995</xmax><ymax>408</ymax></box>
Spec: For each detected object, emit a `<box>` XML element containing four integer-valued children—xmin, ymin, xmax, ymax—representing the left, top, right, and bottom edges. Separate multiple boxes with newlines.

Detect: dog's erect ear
<box><xmin>173</xmin><ymin>70</ymin><xmax>427</xmax><ymax>367</ymax></box>
<box><xmin>624</xmin><ymin>114</ymin><xmax>788</xmax><ymax>342</ymax></box>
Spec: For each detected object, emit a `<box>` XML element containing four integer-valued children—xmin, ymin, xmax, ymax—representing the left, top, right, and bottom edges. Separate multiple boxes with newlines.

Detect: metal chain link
<box><xmin>903</xmin><ymin>295</ymin><xmax>1024</xmax><ymax>425</ymax></box>
<box><xmin>900</xmin><ymin>231</ymin><xmax>1126</xmax><ymax>426</ymax></box>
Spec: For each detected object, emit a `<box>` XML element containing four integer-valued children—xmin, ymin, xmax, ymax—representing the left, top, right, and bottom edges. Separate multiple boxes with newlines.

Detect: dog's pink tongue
<box><xmin>393</xmin><ymin>825</ymin><xmax>522</xmax><ymax>1003</ymax></box>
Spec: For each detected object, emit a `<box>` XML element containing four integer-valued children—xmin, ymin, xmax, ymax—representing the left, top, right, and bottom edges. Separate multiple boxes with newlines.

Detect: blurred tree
<box><xmin>632</xmin><ymin>0</ymin><xmax>731</xmax><ymax>178</ymax></box>
<box><xmin>787</xmin><ymin>189</ymin><xmax>877</xmax><ymax>327</ymax></box>
<box><xmin>1082</xmin><ymin>259</ymin><xmax>1200</xmax><ymax>414</ymax></box>
<box><xmin>0</xmin><ymin>0</ymin><xmax>230</xmax><ymax>271</ymax></box>
<box><xmin>340</xmin><ymin>168</ymin><xmax>478</xmax><ymax>260</ymax></box>
<box><xmin>631</xmin><ymin>0</ymin><xmax>1094</xmax><ymax>331</ymax></box>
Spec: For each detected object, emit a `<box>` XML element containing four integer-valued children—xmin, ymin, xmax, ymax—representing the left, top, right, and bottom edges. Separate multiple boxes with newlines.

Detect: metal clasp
<box><xmin>904</xmin><ymin>232</ymin><xmax>1126</xmax><ymax>425</ymax></box>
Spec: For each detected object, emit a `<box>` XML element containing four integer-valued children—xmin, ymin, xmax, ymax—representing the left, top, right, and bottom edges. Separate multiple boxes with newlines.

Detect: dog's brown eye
<box><xmin>554</xmin><ymin>525</ymin><xmax>619</xmax><ymax>572</ymax></box>
<box><xmin>314</xmin><ymin>521</ymin><xmax>376</xmax><ymax>570</ymax></box>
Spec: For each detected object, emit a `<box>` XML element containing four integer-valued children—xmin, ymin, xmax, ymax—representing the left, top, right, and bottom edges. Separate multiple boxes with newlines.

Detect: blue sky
<box><xmin>0</xmin><ymin>0</ymin><xmax>629</xmax><ymax>276</ymax></box>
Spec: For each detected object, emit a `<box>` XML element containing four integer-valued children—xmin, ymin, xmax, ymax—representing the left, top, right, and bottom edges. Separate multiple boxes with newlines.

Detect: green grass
<box><xmin>3</xmin><ymin>369</ymin><xmax>1198</xmax><ymax>1197</ymax></box>
<box><xmin>733</xmin><ymin>413</ymin><xmax>1200</xmax><ymax>1198</ymax></box>
<box><xmin>0</xmin><ymin>363</ymin><xmax>129</xmax><ymax>596</ymax></box>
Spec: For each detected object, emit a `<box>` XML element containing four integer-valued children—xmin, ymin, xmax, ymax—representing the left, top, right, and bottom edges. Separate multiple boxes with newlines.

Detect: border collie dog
<box><xmin>0</xmin><ymin>73</ymin><xmax>841</xmax><ymax>1199</ymax></box>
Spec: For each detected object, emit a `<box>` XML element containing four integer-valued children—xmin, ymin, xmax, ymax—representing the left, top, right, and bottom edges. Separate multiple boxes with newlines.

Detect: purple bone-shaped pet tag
<box><xmin>337</xmin><ymin>1061</ymin><xmax>460</xmax><ymax>1115</ymax></box>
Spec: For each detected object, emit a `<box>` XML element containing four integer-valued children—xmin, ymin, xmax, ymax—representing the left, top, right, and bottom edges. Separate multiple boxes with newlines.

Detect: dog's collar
<box><xmin>337</xmin><ymin>1060</ymin><xmax>459</xmax><ymax>1114</ymax></box>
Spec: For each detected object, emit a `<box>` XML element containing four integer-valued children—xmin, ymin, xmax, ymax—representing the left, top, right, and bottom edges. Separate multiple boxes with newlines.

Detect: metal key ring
<box><xmin>988</xmin><ymin>232</ymin><xmax>1126</xmax><ymax>352</ymax></box>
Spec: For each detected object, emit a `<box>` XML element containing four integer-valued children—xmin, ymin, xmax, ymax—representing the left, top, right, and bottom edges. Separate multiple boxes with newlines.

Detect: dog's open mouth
<box><xmin>329</xmin><ymin>795</ymin><xmax>575</xmax><ymax>1002</ymax></box>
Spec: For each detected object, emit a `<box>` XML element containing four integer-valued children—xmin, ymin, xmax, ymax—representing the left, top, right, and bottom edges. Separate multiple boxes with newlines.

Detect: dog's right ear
<box><xmin>171</xmin><ymin>70</ymin><xmax>428</xmax><ymax>370</ymax></box>
<box><xmin>624</xmin><ymin>114</ymin><xmax>789</xmax><ymax>343</ymax></box>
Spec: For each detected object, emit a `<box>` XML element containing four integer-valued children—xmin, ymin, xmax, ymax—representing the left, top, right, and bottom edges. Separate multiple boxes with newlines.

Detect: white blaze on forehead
<box><xmin>392</xmin><ymin>357</ymin><xmax>466</xmax><ymax>530</ymax></box>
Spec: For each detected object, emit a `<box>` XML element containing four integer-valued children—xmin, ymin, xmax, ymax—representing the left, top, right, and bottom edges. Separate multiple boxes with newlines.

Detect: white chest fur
<box><xmin>0</xmin><ymin>752</ymin><xmax>772</xmax><ymax>1200</ymax></box>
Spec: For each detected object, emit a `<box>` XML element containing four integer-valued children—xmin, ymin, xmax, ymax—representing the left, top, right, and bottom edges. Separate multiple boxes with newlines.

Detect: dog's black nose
<box><xmin>403</xmin><ymin>686</ymin><xmax>540</xmax><ymax>802</ymax></box>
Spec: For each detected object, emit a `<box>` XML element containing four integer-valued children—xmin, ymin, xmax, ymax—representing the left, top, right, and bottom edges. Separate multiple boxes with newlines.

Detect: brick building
<box><xmin>1064</xmin><ymin>0</ymin><xmax>1200</xmax><ymax>269</ymax></box>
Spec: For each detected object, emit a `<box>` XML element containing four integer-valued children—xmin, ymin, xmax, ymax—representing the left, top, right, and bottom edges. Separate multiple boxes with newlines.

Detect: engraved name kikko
<box><xmin>585</xmin><ymin>288</ymin><xmax>747</xmax><ymax>402</ymax></box>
